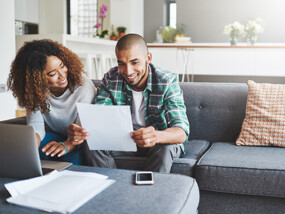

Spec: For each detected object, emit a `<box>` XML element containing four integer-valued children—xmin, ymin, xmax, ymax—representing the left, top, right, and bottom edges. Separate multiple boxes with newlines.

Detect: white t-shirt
<box><xmin>131</xmin><ymin>90</ymin><xmax>146</xmax><ymax>130</ymax></box>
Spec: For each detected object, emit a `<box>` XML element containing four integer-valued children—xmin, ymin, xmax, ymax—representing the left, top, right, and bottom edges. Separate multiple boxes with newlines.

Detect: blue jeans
<box><xmin>39</xmin><ymin>132</ymin><xmax>85</xmax><ymax>165</ymax></box>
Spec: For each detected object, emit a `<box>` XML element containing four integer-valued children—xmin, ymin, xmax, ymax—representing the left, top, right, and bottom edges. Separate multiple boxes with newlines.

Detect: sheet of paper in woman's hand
<box><xmin>76</xmin><ymin>103</ymin><xmax>137</xmax><ymax>151</ymax></box>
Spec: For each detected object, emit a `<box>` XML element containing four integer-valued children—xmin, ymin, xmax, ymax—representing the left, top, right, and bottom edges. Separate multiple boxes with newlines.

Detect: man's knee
<box><xmin>88</xmin><ymin>150</ymin><xmax>117</xmax><ymax>168</ymax></box>
<box><xmin>144</xmin><ymin>144</ymin><xmax>180</xmax><ymax>173</ymax></box>
<box><xmin>151</xmin><ymin>144</ymin><xmax>180</xmax><ymax>160</ymax></box>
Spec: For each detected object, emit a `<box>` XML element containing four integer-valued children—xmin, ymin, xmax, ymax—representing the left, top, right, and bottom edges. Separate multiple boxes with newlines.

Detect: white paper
<box><xmin>5</xmin><ymin>170</ymin><xmax>115</xmax><ymax>213</ymax></box>
<box><xmin>77</xmin><ymin>103</ymin><xmax>137</xmax><ymax>151</ymax></box>
<box><xmin>5</xmin><ymin>170</ymin><xmax>59</xmax><ymax>197</ymax></box>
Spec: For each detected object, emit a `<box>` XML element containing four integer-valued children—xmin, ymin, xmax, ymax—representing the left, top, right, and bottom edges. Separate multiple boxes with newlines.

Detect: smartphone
<box><xmin>135</xmin><ymin>171</ymin><xmax>154</xmax><ymax>185</ymax></box>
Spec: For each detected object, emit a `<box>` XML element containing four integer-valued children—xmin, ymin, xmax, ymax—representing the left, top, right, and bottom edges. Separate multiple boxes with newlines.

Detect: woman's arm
<box><xmin>27</xmin><ymin>110</ymin><xmax>46</xmax><ymax>147</ymax></box>
<box><xmin>41</xmin><ymin>139</ymin><xmax>77</xmax><ymax>157</ymax></box>
<box><xmin>36</xmin><ymin>133</ymin><xmax>41</xmax><ymax>147</ymax></box>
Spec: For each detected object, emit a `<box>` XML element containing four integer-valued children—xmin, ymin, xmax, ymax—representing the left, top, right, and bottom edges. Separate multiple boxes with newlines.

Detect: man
<box><xmin>68</xmin><ymin>34</ymin><xmax>189</xmax><ymax>173</ymax></box>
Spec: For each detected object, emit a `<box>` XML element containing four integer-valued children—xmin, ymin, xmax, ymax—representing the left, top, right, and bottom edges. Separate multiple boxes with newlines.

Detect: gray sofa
<box><xmin>2</xmin><ymin>81</ymin><xmax>285</xmax><ymax>214</ymax></box>
<box><xmin>180</xmin><ymin>82</ymin><xmax>285</xmax><ymax>214</ymax></box>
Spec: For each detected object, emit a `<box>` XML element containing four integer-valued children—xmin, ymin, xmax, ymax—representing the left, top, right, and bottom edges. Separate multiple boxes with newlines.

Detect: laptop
<box><xmin>0</xmin><ymin>124</ymin><xmax>72</xmax><ymax>179</ymax></box>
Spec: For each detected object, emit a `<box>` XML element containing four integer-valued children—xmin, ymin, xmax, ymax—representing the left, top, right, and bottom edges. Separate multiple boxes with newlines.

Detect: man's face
<box><xmin>116</xmin><ymin>45</ymin><xmax>152</xmax><ymax>91</ymax></box>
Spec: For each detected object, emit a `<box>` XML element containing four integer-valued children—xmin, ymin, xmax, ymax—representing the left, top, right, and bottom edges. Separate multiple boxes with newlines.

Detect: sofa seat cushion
<box><xmin>115</xmin><ymin>140</ymin><xmax>210</xmax><ymax>177</ymax></box>
<box><xmin>195</xmin><ymin>142</ymin><xmax>285</xmax><ymax>198</ymax></box>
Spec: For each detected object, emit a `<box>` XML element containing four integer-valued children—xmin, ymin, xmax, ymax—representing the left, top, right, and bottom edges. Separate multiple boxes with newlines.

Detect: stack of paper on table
<box><xmin>5</xmin><ymin>170</ymin><xmax>115</xmax><ymax>213</ymax></box>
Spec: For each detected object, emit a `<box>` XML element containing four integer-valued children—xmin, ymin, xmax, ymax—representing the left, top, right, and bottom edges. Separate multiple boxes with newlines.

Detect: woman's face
<box><xmin>44</xmin><ymin>56</ymin><xmax>68</xmax><ymax>96</ymax></box>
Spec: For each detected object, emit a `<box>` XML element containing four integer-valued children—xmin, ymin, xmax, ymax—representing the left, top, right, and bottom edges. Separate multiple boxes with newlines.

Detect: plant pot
<box><xmin>110</xmin><ymin>36</ymin><xmax>117</xmax><ymax>41</ymax></box>
<box><xmin>230</xmin><ymin>36</ymin><xmax>238</xmax><ymax>46</ymax></box>
<box><xmin>247</xmin><ymin>35</ymin><xmax>257</xmax><ymax>46</ymax></box>
<box><xmin>118</xmin><ymin>32</ymin><xmax>126</xmax><ymax>39</ymax></box>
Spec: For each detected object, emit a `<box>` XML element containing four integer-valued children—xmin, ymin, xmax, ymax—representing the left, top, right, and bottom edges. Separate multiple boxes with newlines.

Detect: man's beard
<box><xmin>132</xmin><ymin>62</ymin><xmax>148</xmax><ymax>88</ymax></box>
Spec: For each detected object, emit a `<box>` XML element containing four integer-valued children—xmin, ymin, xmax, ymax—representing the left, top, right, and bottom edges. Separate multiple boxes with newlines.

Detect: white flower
<box><xmin>223</xmin><ymin>21</ymin><xmax>245</xmax><ymax>37</ymax></box>
<box><xmin>245</xmin><ymin>18</ymin><xmax>265</xmax><ymax>35</ymax></box>
<box><xmin>223</xmin><ymin>24</ymin><xmax>232</xmax><ymax>35</ymax></box>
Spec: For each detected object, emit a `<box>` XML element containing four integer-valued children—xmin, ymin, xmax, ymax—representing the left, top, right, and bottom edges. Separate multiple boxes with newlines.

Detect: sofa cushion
<box><xmin>237</xmin><ymin>80</ymin><xmax>285</xmax><ymax>147</ymax></box>
<box><xmin>115</xmin><ymin>139</ymin><xmax>210</xmax><ymax>177</ymax></box>
<box><xmin>195</xmin><ymin>142</ymin><xmax>285</xmax><ymax>198</ymax></box>
<box><xmin>199</xmin><ymin>190</ymin><xmax>285</xmax><ymax>214</ymax></box>
<box><xmin>180</xmin><ymin>82</ymin><xmax>248</xmax><ymax>143</ymax></box>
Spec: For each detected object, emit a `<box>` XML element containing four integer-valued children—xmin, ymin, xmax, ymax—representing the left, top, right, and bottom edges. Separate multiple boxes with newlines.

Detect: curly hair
<box><xmin>7</xmin><ymin>39</ymin><xmax>85</xmax><ymax>113</ymax></box>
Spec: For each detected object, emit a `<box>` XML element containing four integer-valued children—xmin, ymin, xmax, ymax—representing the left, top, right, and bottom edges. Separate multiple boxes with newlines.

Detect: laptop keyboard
<box><xmin>42</xmin><ymin>167</ymin><xmax>55</xmax><ymax>175</ymax></box>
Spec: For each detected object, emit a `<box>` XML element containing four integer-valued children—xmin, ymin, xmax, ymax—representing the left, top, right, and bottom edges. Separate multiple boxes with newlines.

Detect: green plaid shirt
<box><xmin>94</xmin><ymin>63</ymin><xmax>189</xmax><ymax>152</ymax></box>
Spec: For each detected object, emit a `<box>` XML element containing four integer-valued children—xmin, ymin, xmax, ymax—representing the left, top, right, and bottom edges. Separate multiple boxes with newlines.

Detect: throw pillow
<box><xmin>236</xmin><ymin>80</ymin><xmax>285</xmax><ymax>147</ymax></box>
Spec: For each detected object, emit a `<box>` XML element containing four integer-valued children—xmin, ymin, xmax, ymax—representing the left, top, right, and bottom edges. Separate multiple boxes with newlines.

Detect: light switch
<box><xmin>0</xmin><ymin>84</ymin><xmax>6</xmax><ymax>93</ymax></box>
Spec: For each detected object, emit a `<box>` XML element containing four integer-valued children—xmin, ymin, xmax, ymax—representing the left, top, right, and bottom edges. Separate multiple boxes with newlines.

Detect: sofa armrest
<box><xmin>0</xmin><ymin>116</ymin><xmax>27</xmax><ymax>125</ymax></box>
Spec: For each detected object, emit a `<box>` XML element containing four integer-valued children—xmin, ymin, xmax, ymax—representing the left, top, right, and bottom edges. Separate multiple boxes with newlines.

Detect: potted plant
<box><xmin>94</xmin><ymin>4</ymin><xmax>109</xmax><ymax>38</ymax></box>
<box><xmin>162</xmin><ymin>26</ymin><xmax>177</xmax><ymax>43</ymax></box>
<box><xmin>244</xmin><ymin>18</ymin><xmax>264</xmax><ymax>45</ymax></box>
<box><xmin>109</xmin><ymin>25</ymin><xmax>117</xmax><ymax>41</ymax></box>
<box><xmin>223</xmin><ymin>21</ymin><xmax>245</xmax><ymax>46</ymax></box>
<box><xmin>117</xmin><ymin>26</ymin><xmax>127</xmax><ymax>39</ymax></box>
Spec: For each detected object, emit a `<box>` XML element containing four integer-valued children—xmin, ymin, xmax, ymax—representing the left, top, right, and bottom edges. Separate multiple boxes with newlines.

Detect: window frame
<box><xmin>166</xmin><ymin>0</ymin><xmax>176</xmax><ymax>27</ymax></box>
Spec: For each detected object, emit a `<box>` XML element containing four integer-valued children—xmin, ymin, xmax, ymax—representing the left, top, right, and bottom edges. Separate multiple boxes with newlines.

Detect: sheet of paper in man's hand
<box><xmin>77</xmin><ymin>103</ymin><xmax>137</xmax><ymax>151</ymax></box>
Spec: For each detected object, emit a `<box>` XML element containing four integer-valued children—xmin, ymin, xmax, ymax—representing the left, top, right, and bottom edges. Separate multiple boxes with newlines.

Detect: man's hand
<box><xmin>131</xmin><ymin>126</ymin><xmax>158</xmax><ymax>148</ymax></box>
<box><xmin>67</xmin><ymin>124</ymin><xmax>89</xmax><ymax>145</ymax></box>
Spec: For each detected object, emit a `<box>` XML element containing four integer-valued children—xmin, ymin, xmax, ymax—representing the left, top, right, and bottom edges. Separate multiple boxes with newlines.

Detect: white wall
<box><xmin>0</xmin><ymin>0</ymin><xmax>17</xmax><ymax>120</ymax></box>
<box><xmin>130</xmin><ymin>0</ymin><xmax>144</xmax><ymax>35</ymax></box>
<box><xmin>39</xmin><ymin>0</ymin><xmax>66</xmax><ymax>34</ymax></box>
<box><xmin>144</xmin><ymin>0</ymin><xmax>165</xmax><ymax>43</ymax></box>
<box><xmin>143</xmin><ymin>0</ymin><xmax>285</xmax><ymax>43</ymax></box>
<box><xmin>0</xmin><ymin>1</ymin><xmax>15</xmax><ymax>84</ymax></box>
<box><xmin>110</xmin><ymin>0</ymin><xmax>144</xmax><ymax>36</ymax></box>
<box><xmin>15</xmin><ymin>0</ymin><xmax>39</xmax><ymax>23</ymax></box>
<box><xmin>177</xmin><ymin>0</ymin><xmax>285</xmax><ymax>43</ymax></box>
<box><xmin>15</xmin><ymin>0</ymin><xmax>144</xmax><ymax>37</ymax></box>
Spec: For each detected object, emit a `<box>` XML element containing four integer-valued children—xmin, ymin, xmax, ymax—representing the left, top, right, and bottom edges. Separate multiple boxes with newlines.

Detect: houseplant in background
<box><xmin>117</xmin><ymin>26</ymin><xmax>127</xmax><ymax>39</ymax></box>
<box><xmin>109</xmin><ymin>25</ymin><xmax>117</xmax><ymax>41</ymax></box>
<box><xmin>176</xmin><ymin>24</ymin><xmax>186</xmax><ymax>37</ymax></box>
<box><xmin>223</xmin><ymin>21</ymin><xmax>245</xmax><ymax>45</ymax></box>
<box><xmin>94</xmin><ymin>4</ymin><xmax>108</xmax><ymax>38</ymax></box>
<box><xmin>162</xmin><ymin>26</ymin><xmax>177</xmax><ymax>43</ymax></box>
<box><xmin>175</xmin><ymin>23</ymin><xmax>191</xmax><ymax>43</ymax></box>
<box><xmin>244</xmin><ymin>18</ymin><xmax>265</xmax><ymax>45</ymax></box>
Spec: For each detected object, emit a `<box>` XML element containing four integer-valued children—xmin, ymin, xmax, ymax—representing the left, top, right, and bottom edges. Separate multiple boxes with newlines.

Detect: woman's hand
<box><xmin>67</xmin><ymin>123</ymin><xmax>89</xmax><ymax>145</ymax></box>
<box><xmin>42</xmin><ymin>140</ymin><xmax>75</xmax><ymax>157</ymax></box>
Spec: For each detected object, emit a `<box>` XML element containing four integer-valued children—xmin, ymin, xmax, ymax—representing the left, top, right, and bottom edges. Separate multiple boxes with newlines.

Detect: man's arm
<box><xmin>131</xmin><ymin>126</ymin><xmax>186</xmax><ymax>147</ymax></box>
<box><xmin>162</xmin><ymin>74</ymin><xmax>190</xmax><ymax>140</ymax></box>
<box><xmin>94</xmin><ymin>75</ymin><xmax>115</xmax><ymax>105</ymax></box>
<box><xmin>131</xmin><ymin>74</ymin><xmax>189</xmax><ymax>148</ymax></box>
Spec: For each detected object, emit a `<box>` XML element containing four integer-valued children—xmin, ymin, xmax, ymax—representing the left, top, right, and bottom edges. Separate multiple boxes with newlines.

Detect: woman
<box><xmin>7</xmin><ymin>39</ymin><xmax>96</xmax><ymax>165</ymax></box>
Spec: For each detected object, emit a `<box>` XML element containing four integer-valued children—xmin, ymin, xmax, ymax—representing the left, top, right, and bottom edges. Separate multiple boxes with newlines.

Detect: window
<box><xmin>67</xmin><ymin>0</ymin><xmax>97</xmax><ymax>37</ymax></box>
<box><xmin>166</xmin><ymin>0</ymin><xmax>176</xmax><ymax>28</ymax></box>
